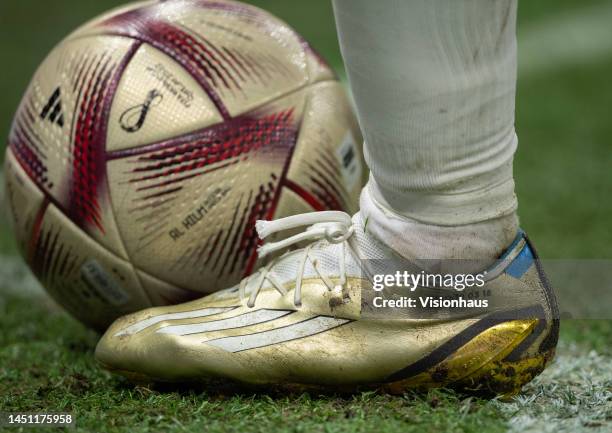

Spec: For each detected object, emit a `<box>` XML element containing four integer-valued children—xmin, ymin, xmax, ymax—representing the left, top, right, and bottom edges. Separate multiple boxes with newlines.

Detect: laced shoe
<box><xmin>96</xmin><ymin>211</ymin><xmax>559</xmax><ymax>396</ymax></box>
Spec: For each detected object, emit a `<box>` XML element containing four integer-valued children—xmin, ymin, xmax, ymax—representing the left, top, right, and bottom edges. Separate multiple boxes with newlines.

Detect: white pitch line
<box><xmin>496</xmin><ymin>341</ymin><xmax>612</xmax><ymax>433</ymax></box>
<box><xmin>518</xmin><ymin>2</ymin><xmax>612</xmax><ymax>76</ymax></box>
<box><xmin>0</xmin><ymin>254</ymin><xmax>44</xmax><ymax>297</ymax></box>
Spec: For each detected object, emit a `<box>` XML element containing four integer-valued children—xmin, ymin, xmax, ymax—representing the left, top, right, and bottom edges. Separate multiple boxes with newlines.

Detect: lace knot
<box><xmin>323</xmin><ymin>224</ymin><xmax>354</xmax><ymax>244</ymax></box>
<box><xmin>255</xmin><ymin>211</ymin><xmax>353</xmax><ymax>258</ymax></box>
<box><xmin>242</xmin><ymin>211</ymin><xmax>355</xmax><ymax>308</ymax></box>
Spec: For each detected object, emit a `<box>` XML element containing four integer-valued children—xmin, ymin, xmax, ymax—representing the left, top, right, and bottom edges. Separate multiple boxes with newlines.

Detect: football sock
<box><xmin>333</xmin><ymin>0</ymin><xmax>519</xmax><ymax>262</ymax></box>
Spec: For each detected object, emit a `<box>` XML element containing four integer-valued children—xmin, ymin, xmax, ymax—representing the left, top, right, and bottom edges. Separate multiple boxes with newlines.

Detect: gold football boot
<box><xmin>96</xmin><ymin>211</ymin><xmax>559</xmax><ymax>397</ymax></box>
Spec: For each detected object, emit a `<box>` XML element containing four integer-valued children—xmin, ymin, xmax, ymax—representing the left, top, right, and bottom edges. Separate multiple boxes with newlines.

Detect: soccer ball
<box><xmin>4</xmin><ymin>0</ymin><xmax>364</xmax><ymax>330</ymax></box>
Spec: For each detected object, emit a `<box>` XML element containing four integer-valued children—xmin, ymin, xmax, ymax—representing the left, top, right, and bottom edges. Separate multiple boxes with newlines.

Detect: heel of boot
<box><xmin>455</xmin><ymin>346</ymin><xmax>556</xmax><ymax>398</ymax></box>
<box><xmin>384</xmin><ymin>318</ymin><xmax>556</xmax><ymax>397</ymax></box>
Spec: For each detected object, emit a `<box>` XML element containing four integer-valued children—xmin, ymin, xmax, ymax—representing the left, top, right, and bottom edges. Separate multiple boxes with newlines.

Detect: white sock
<box><xmin>360</xmin><ymin>185</ymin><xmax>518</xmax><ymax>264</ymax></box>
<box><xmin>333</xmin><ymin>0</ymin><xmax>519</xmax><ymax>260</ymax></box>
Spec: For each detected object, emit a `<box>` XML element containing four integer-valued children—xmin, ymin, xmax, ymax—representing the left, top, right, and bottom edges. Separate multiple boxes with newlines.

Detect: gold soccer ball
<box><xmin>4</xmin><ymin>0</ymin><xmax>364</xmax><ymax>330</ymax></box>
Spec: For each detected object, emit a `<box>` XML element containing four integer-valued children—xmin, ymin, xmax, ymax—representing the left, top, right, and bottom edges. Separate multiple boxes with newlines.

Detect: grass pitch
<box><xmin>1</xmin><ymin>1</ymin><xmax>611</xmax><ymax>432</ymax></box>
<box><xmin>1</xmin><ymin>289</ymin><xmax>610</xmax><ymax>433</ymax></box>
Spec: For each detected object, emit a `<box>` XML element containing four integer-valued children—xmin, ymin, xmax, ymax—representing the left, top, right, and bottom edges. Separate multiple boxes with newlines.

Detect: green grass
<box><xmin>1</xmin><ymin>297</ymin><xmax>510</xmax><ymax>433</ymax></box>
<box><xmin>1</xmin><ymin>1</ymin><xmax>612</xmax><ymax>432</ymax></box>
<box><xmin>1</xmin><ymin>295</ymin><xmax>610</xmax><ymax>433</ymax></box>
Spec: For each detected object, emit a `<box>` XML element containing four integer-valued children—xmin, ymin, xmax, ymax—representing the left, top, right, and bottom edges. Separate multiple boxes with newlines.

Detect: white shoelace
<box><xmin>238</xmin><ymin>211</ymin><xmax>355</xmax><ymax>307</ymax></box>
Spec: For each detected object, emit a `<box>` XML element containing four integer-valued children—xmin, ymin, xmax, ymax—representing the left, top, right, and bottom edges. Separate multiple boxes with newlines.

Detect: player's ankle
<box><xmin>360</xmin><ymin>184</ymin><xmax>519</xmax><ymax>264</ymax></box>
